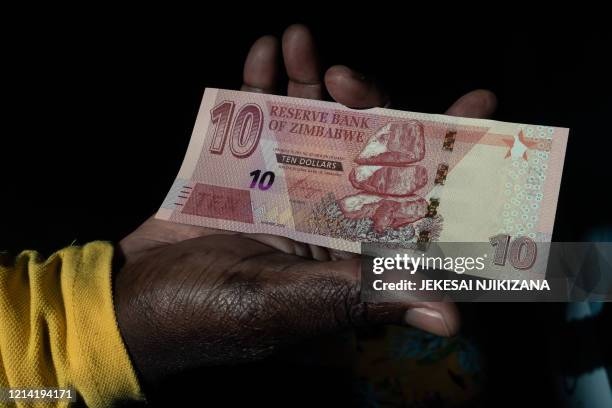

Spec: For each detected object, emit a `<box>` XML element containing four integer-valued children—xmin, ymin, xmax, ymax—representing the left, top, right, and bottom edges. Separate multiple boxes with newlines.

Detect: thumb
<box><xmin>289</xmin><ymin>257</ymin><xmax>460</xmax><ymax>337</ymax></box>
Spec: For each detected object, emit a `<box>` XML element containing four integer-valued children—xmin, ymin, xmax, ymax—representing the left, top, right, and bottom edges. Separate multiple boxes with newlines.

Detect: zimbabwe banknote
<box><xmin>157</xmin><ymin>88</ymin><xmax>568</xmax><ymax>258</ymax></box>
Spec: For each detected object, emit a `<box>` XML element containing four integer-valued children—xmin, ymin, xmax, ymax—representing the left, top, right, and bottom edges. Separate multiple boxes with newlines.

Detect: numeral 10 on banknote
<box><xmin>490</xmin><ymin>234</ymin><xmax>537</xmax><ymax>270</ymax></box>
<box><xmin>209</xmin><ymin>101</ymin><xmax>263</xmax><ymax>158</ymax></box>
<box><xmin>249</xmin><ymin>170</ymin><xmax>275</xmax><ymax>190</ymax></box>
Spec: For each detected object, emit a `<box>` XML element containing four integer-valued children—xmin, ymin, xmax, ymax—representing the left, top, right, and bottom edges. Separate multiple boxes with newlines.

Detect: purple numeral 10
<box><xmin>489</xmin><ymin>234</ymin><xmax>537</xmax><ymax>270</ymax></box>
<box><xmin>249</xmin><ymin>170</ymin><xmax>275</xmax><ymax>190</ymax></box>
<box><xmin>209</xmin><ymin>101</ymin><xmax>263</xmax><ymax>158</ymax></box>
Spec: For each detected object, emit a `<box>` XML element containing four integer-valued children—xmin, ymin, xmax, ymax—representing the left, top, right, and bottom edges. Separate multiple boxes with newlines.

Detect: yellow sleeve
<box><xmin>0</xmin><ymin>242</ymin><xmax>143</xmax><ymax>407</ymax></box>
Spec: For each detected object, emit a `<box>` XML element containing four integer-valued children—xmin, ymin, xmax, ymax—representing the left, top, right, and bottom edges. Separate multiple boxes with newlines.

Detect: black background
<box><xmin>1</xmin><ymin>13</ymin><xmax>610</xmax><ymax>407</ymax></box>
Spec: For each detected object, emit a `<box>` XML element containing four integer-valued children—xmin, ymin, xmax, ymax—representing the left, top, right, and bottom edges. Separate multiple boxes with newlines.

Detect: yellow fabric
<box><xmin>0</xmin><ymin>242</ymin><xmax>143</xmax><ymax>407</ymax></box>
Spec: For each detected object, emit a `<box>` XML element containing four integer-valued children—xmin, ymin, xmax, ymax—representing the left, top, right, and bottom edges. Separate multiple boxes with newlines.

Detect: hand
<box><xmin>114</xmin><ymin>24</ymin><xmax>497</xmax><ymax>387</ymax></box>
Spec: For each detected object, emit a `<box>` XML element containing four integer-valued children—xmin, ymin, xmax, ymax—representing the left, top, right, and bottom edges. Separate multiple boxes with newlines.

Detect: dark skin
<box><xmin>114</xmin><ymin>24</ymin><xmax>497</xmax><ymax>388</ymax></box>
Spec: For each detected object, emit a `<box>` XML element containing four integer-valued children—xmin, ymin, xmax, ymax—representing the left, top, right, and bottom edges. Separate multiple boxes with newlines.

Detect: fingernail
<box><xmin>404</xmin><ymin>308</ymin><xmax>451</xmax><ymax>336</ymax></box>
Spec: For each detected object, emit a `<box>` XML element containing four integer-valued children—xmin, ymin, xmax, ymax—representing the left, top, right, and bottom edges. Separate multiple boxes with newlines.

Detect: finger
<box><xmin>324</xmin><ymin>65</ymin><xmax>390</xmax><ymax>108</ymax></box>
<box><xmin>307</xmin><ymin>244</ymin><xmax>331</xmax><ymax>262</ymax></box>
<box><xmin>290</xmin><ymin>257</ymin><xmax>460</xmax><ymax>336</ymax></box>
<box><xmin>282</xmin><ymin>24</ymin><xmax>324</xmax><ymax>99</ymax></box>
<box><xmin>329</xmin><ymin>249</ymin><xmax>360</xmax><ymax>261</ymax></box>
<box><xmin>445</xmin><ymin>89</ymin><xmax>497</xmax><ymax>118</ymax></box>
<box><xmin>241</xmin><ymin>35</ymin><xmax>280</xmax><ymax>94</ymax></box>
<box><xmin>245</xmin><ymin>233</ymin><xmax>314</xmax><ymax>258</ymax></box>
<box><xmin>241</xmin><ymin>234</ymin><xmax>333</xmax><ymax>261</ymax></box>
<box><xmin>403</xmin><ymin>301</ymin><xmax>460</xmax><ymax>337</ymax></box>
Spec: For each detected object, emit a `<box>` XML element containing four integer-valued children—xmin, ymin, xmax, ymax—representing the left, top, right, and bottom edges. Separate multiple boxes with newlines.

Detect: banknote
<box><xmin>157</xmin><ymin>88</ymin><xmax>569</xmax><ymax>267</ymax></box>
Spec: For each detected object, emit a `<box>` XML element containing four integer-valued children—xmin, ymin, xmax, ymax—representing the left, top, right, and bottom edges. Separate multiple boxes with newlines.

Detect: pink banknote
<box><xmin>157</xmin><ymin>89</ymin><xmax>569</xmax><ymax>255</ymax></box>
